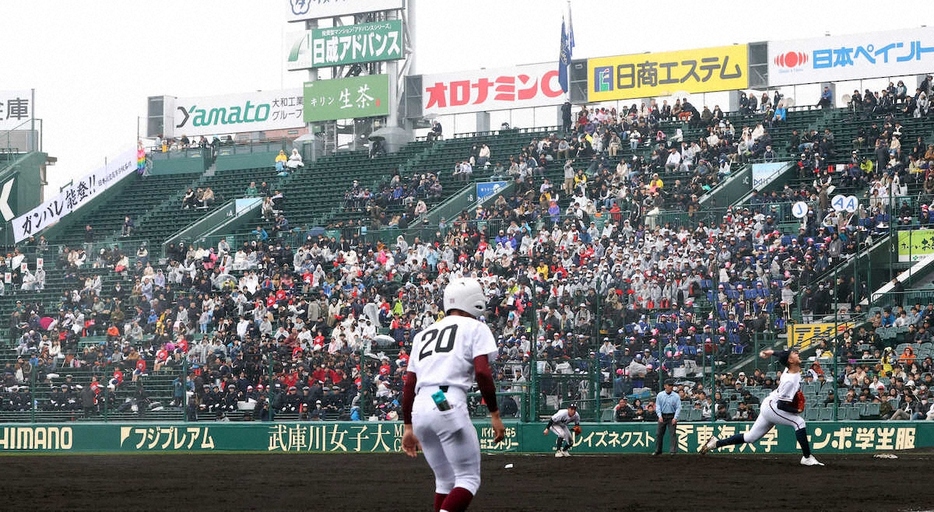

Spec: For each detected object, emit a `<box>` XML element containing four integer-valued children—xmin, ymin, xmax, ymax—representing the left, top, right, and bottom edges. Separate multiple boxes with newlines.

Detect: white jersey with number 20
<box><xmin>408</xmin><ymin>315</ymin><xmax>498</xmax><ymax>394</ymax></box>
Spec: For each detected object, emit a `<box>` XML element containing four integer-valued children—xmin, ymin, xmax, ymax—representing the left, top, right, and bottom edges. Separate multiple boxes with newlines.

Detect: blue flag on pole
<box><xmin>558</xmin><ymin>17</ymin><xmax>570</xmax><ymax>93</ymax></box>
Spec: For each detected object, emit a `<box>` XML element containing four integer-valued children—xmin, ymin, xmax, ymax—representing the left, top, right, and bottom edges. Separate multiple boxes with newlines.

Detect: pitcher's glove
<box><xmin>792</xmin><ymin>389</ymin><xmax>806</xmax><ymax>413</ymax></box>
<box><xmin>572</xmin><ymin>425</ymin><xmax>582</xmax><ymax>435</ymax></box>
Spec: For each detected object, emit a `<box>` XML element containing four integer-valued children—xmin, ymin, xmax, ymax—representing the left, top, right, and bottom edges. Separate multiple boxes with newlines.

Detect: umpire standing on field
<box><xmin>653</xmin><ymin>379</ymin><xmax>681</xmax><ymax>455</ymax></box>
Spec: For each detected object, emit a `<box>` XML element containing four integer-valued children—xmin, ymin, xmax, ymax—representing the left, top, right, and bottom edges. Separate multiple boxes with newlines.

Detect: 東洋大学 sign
<box><xmin>0</xmin><ymin>421</ymin><xmax>925</xmax><ymax>454</ymax></box>
<box><xmin>286</xmin><ymin>20</ymin><xmax>403</xmax><ymax>70</ymax></box>
<box><xmin>303</xmin><ymin>75</ymin><xmax>390</xmax><ymax>123</ymax></box>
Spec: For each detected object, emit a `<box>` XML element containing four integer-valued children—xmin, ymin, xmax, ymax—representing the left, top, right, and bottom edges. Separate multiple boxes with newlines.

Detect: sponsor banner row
<box><xmin>154</xmin><ymin>26</ymin><xmax>934</xmax><ymax>129</ymax></box>
<box><xmin>12</xmin><ymin>148</ymin><xmax>137</xmax><ymax>243</ymax></box>
<box><xmin>0</xmin><ymin>421</ymin><xmax>921</xmax><ymax>453</ymax></box>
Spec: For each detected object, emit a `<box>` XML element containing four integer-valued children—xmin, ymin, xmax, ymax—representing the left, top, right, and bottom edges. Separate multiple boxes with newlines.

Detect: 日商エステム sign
<box><xmin>587</xmin><ymin>45</ymin><xmax>748</xmax><ymax>102</ymax></box>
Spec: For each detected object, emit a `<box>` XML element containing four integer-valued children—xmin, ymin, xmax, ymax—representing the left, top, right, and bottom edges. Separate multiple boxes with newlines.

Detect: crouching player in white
<box><xmin>402</xmin><ymin>278</ymin><xmax>506</xmax><ymax>512</ymax></box>
<box><xmin>700</xmin><ymin>347</ymin><xmax>823</xmax><ymax>466</ymax></box>
<box><xmin>543</xmin><ymin>404</ymin><xmax>580</xmax><ymax>457</ymax></box>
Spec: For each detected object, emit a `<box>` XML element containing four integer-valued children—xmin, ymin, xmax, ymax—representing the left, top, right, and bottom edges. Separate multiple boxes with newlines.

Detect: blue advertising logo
<box><xmin>594</xmin><ymin>66</ymin><xmax>613</xmax><ymax>92</ymax></box>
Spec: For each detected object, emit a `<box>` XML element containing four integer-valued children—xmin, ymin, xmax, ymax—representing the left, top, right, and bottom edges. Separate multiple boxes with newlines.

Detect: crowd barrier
<box><xmin>0</xmin><ymin>420</ymin><xmax>925</xmax><ymax>454</ymax></box>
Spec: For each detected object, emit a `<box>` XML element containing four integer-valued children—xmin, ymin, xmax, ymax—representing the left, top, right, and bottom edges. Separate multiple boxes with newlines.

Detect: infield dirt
<box><xmin>0</xmin><ymin>451</ymin><xmax>929</xmax><ymax>511</ymax></box>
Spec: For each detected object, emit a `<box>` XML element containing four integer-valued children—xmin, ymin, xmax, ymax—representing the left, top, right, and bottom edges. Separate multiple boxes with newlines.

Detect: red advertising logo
<box><xmin>774</xmin><ymin>51</ymin><xmax>808</xmax><ymax>69</ymax></box>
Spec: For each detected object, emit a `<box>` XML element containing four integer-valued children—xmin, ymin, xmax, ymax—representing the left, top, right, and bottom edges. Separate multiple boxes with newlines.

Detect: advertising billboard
<box><xmin>164</xmin><ymin>89</ymin><xmax>304</xmax><ymax>138</ymax></box>
<box><xmin>287</xmin><ymin>0</ymin><xmax>404</xmax><ymax>23</ymax></box>
<box><xmin>286</xmin><ymin>20</ymin><xmax>403</xmax><ymax>70</ymax></box>
<box><xmin>768</xmin><ymin>27</ymin><xmax>934</xmax><ymax>86</ymax></box>
<box><xmin>587</xmin><ymin>45</ymin><xmax>748</xmax><ymax>102</ymax></box>
<box><xmin>303</xmin><ymin>75</ymin><xmax>390</xmax><ymax>122</ymax></box>
<box><xmin>421</xmin><ymin>63</ymin><xmax>564</xmax><ymax>116</ymax></box>
<box><xmin>0</xmin><ymin>90</ymin><xmax>33</xmax><ymax>131</ymax></box>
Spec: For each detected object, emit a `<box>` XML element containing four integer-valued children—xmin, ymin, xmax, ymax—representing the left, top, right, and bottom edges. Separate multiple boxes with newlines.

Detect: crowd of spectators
<box><xmin>4</xmin><ymin>74</ymin><xmax>934</xmax><ymax>423</ymax></box>
<box><xmin>340</xmin><ymin>172</ymin><xmax>442</xmax><ymax>228</ymax></box>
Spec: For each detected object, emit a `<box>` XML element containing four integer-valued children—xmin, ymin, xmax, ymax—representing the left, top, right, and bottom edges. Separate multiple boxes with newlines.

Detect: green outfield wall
<box><xmin>0</xmin><ymin>421</ymin><xmax>925</xmax><ymax>454</ymax></box>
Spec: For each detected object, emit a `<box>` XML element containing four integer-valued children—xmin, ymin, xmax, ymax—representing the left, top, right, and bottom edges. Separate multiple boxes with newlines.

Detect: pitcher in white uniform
<box><xmin>402</xmin><ymin>277</ymin><xmax>506</xmax><ymax>512</ymax></box>
<box><xmin>700</xmin><ymin>347</ymin><xmax>824</xmax><ymax>466</ymax></box>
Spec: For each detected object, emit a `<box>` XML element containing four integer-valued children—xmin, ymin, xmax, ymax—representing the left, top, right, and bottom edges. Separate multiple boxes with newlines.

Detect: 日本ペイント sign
<box><xmin>421</xmin><ymin>63</ymin><xmax>564</xmax><ymax>116</ymax></box>
<box><xmin>287</xmin><ymin>20</ymin><xmax>403</xmax><ymax>70</ymax></box>
<box><xmin>303</xmin><ymin>75</ymin><xmax>390</xmax><ymax>122</ymax></box>
<box><xmin>768</xmin><ymin>27</ymin><xmax>934</xmax><ymax>86</ymax></box>
<box><xmin>587</xmin><ymin>45</ymin><xmax>748</xmax><ymax>102</ymax></box>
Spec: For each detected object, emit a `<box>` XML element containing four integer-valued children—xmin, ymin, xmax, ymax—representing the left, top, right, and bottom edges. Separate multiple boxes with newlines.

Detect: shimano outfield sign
<box><xmin>160</xmin><ymin>89</ymin><xmax>304</xmax><ymax>138</ymax></box>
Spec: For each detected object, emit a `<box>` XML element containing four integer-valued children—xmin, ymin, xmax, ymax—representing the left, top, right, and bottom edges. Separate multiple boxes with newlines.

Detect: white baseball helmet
<box><xmin>443</xmin><ymin>278</ymin><xmax>486</xmax><ymax>317</ymax></box>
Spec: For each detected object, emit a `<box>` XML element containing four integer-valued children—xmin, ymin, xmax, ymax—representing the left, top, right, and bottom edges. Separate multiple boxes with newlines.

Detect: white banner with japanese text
<box><xmin>421</xmin><ymin>63</ymin><xmax>565</xmax><ymax>116</ymax></box>
<box><xmin>768</xmin><ymin>27</ymin><xmax>934</xmax><ymax>86</ymax></box>
<box><xmin>0</xmin><ymin>90</ymin><xmax>33</xmax><ymax>131</ymax></box>
<box><xmin>12</xmin><ymin>148</ymin><xmax>137</xmax><ymax>243</ymax></box>
<box><xmin>163</xmin><ymin>88</ymin><xmax>304</xmax><ymax>138</ymax></box>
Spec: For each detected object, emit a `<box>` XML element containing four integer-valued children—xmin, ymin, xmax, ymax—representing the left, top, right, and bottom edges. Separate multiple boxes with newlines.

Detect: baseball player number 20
<box><xmin>418</xmin><ymin>325</ymin><xmax>459</xmax><ymax>359</ymax></box>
